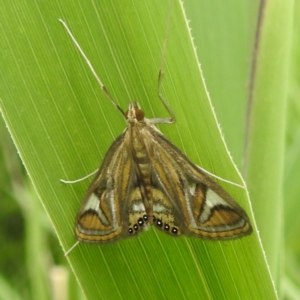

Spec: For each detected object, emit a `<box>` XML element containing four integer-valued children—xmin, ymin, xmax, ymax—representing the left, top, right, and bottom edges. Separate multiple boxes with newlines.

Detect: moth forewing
<box><xmin>144</xmin><ymin>126</ymin><xmax>252</xmax><ymax>239</ymax></box>
<box><xmin>75</xmin><ymin>133</ymin><xmax>129</xmax><ymax>243</ymax></box>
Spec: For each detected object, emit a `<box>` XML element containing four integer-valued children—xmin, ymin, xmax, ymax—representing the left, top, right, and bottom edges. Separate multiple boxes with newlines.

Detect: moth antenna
<box><xmin>150</xmin><ymin>0</ymin><xmax>176</xmax><ymax>125</ymax></box>
<box><xmin>58</xmin><ymin>19</ymin><xmax>125</xmax><ymax>118</ymax></box>
<box><xmin>64</xmin><ymin>241</ymin><xmax>80</xmax><ymax>256</ymax></box>
<box><xmin>159</xmin><ymin>0</ymin><xmax>173</xmax><ymax>79</ymax></box>
<box><xmin>60</xmin><ymin>169</ymin><xmax>98</xmax><ymax>184</ymax></box>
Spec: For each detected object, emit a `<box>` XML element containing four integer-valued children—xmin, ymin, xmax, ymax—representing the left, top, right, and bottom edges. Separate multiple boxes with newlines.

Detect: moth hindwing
<box><xmin>59</xmin><ymin>10</ymin><xmax>252</xmax><ymax>252</ymax></box>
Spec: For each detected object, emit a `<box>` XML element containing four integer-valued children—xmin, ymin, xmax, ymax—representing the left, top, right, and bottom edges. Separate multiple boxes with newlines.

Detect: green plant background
<box><xmin>0</xmin><ymin>0</ymin><xmax>298</xmax><ymax>299</ymax></box>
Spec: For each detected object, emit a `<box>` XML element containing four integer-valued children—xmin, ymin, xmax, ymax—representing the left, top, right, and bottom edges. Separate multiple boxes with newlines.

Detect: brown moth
<box><xmin>72</xmin><ymin>100</ymin><xmax>252</xmax><ymax>243</ymax></box>
<box><xmin>59</xmin><ymin>10</ymin><xmax>251</xmax><ymax>255</ymax></box>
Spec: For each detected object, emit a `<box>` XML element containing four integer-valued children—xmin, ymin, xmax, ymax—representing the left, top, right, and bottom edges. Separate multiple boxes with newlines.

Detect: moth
<box><xmin>59</xmin><ymin>14</ymin><xmax>252</xmax><ymax>254</ymax></box>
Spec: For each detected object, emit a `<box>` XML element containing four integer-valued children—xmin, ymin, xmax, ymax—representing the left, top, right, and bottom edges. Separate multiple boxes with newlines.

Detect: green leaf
<box><xmin>0</xmin><ymin>0</ymin><xmax>278</xmax><ymax>299</ymax></box>
<box><xmin>243</xmin><ymin>0</ymin><xmax>294</xmax><ymax>291</ymax></box>
<box><xmin>284</xmin><ymin>6</ymin><xmax>300</xmax><ymax>293</ymax></box>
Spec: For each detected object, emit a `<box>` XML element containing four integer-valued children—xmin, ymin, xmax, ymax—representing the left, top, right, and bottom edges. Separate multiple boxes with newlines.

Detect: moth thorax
<box><xmin>125</xmin><ymin>108</ymin><xmax>145</xmax><ymax>122</ymax></box>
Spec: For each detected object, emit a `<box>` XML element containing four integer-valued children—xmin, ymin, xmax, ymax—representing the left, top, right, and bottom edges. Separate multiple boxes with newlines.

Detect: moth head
<box><xmin>125</xmin><ymin>101</ymin><xmax>145</xmax><ymax>123</ymax></box>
